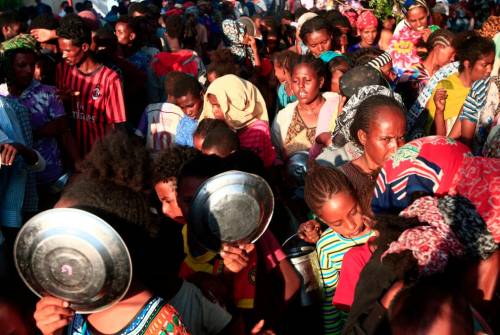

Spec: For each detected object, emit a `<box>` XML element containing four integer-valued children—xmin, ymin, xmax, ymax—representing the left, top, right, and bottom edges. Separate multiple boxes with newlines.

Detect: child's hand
<box><xmin>251</xmin><ymin>320</ymin><xmax>276</xmax><ymax>335</ymax></box>
<box><xmin>433</xmin><ymin>88</ymin><xmax>448</xmax><ymax>112</ymax></box>
<box><xmin>220</xmin><ymin>243</ymin><xmax>255</xmax><ymax>273</ymax></box>
<box><xmin>34</xmin><ymin>296</ymin><xmax>74</xmax><ymax>335</ymax></box>
<box><xmin>297</xmin><ymin>220</ymin><xmax>322</xmax><ymax>244</ymax></box>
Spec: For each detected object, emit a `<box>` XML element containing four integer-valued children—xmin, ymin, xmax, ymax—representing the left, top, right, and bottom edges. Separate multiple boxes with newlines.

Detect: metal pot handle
<box><xmin>282</xmin><ymin>233</ymin><xmax>298</xmax><ymax>248</ymax></box>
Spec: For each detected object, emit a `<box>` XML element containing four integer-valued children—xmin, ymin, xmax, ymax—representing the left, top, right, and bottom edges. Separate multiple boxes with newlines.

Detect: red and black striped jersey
<box><xmin>56</xmin><ymin>62</ymin><xmax>126</xmax><ymax>158</ymax></box>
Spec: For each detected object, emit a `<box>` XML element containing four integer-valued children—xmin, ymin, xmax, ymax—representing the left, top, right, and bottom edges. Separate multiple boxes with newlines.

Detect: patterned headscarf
<box><xmin>372</xmin><ymin>136</ymin><xmax>471</xmax><ymax>214</ymax></box>
<box><xmin>382</xmin><ymin>195</ymin><xmax>497</xmax><ymax>275</ymax></box>
<box><xmin>332</xmin><ymin>85</ymin><xmax>404</xmax><ymax>148</ymax></box>
<box><xmin>0</xmin><ymin>34</ymin><xmax>39</xmax><ymax>55</ymax></box>
<box><xmin>382</xmin><ymin>196</ymin><xmax>464</xmax><ymax>275</ymax></box>
<box><xmin>401</xmin><ymin>0</ymin><xmax>429</xmax><ymax>15</ymax></box>
<box><xmin>373</xmin><ymin>136</ymin><xmax>500</xmax><ymax>243</ymax></box>
<box><xmin>356</xmin><ymin>11</ymin><xmax>378</xmax><ymax>31</ymax></box>
<box><xmin>222</xmin><ymin>19</ymin><xmax>254</xmax><ymax>65</ymax></box>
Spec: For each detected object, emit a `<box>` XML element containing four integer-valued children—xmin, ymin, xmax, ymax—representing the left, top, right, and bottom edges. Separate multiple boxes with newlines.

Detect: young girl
<box><xmin>299</xmin><ymin>16</ymin><xmax>334</xmax><ymax>58</ymax></box>
<box><xmin>272</xmin><ymin>55</ymin><xmax>341</xmax><ymax>160</ymax></box>
<box><xmin>302</xmin><ymin>163</ymin><xmax>374</xmax><ymax>335</ymax></box>
<box><xmin>415</xmin><ymin>29</ymin><xmax>456</xmax><ymax>91</ymax></box>
<box><xmin>200</xmin><ymin>74</ymin><xmax>276</xmax><ymax>167</ymax></box>
<box><xmin>272</xmin><ymin>50</ymin><xmax>298</xmax><ymax>110</ymax></box>
<box><xmin>427</xmin><ymin>33</ymin><xmax>495</xmax><ymax>136</ymax></box>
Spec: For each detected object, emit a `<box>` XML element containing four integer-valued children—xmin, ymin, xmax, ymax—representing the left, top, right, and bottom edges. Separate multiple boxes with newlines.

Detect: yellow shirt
<box><xmin>426</xmin><ymin>73</ymin><xmax>471</xmax><ymax>135</ymax></box>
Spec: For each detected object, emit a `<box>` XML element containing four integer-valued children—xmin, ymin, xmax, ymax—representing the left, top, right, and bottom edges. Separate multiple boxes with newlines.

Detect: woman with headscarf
<box><xmin>388</xmin><ymin>0</ymin><xmax>440</xmax><ymax>80</ymax></box>
<box><xmin>200</xmin><ymin>74</ymin><xmax>276</xmax><ymax>167</ymax></box>
<box><xmin>347</xmin><ymin>11</ymin><xmax>379</xmax><ymax>53</ymax></box>
<box><xmin>372</xmin><ymin>136</ymin><xmax>500</xmax><ymax>241</ymax></box>
<box><xmin>221</xmin><ymin>18</ymin><xmax>260</xmax><ymax>67</ymax></box>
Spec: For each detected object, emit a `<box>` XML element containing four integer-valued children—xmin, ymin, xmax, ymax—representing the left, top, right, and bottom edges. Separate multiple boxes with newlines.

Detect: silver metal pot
<box><xmin>189</xmin><ymin>170</ymin><xmax>274</xmax><ymax>252</ymax></box>
<box><xmin>283</xmin><ymin>235</ymin><xmax>323</xmax><ymax>306</ymax></box>
<box><xmin>14</xmin><ymin>208</ymin><xmax>132</xmax><ymax>313</ymax></box>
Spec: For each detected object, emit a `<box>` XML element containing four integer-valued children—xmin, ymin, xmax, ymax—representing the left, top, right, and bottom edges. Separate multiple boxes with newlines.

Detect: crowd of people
<box><xmin>0</xmin><ymin>0</ymin><xmax>499</xmax><ymax>334</ymax></box>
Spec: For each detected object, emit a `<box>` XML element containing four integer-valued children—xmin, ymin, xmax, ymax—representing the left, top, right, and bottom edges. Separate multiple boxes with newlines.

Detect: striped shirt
<box><xmin>316</xmin><ymin>228</ymin><xmax>374</xmax><ymax>334</ymax></box>
<box><xmin>56</xmin><ymin>62</ymin><xmax>126</xmax><ymax>157</ymax></box>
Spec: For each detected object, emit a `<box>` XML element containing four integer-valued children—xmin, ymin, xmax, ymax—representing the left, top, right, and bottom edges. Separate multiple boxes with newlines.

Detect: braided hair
<box><xmin>350</xmin><ymin>95</ymin><xmax>405</xmax><ymax>147</ymax></box>
<box><xmin>304</xmin><ymin>161</ymin><xmax>355</xmax><ymax>214</ymax></box>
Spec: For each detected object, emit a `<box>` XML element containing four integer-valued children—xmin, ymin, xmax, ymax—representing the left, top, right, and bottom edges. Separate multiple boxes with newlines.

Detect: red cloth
<box><xmin>333</xmin><ymin>242</ymin><xmax>372</xmax><ymax>308</ymax></box>
<box><xmin>56</xmin><ymin>62</ymin><xmax>126</xmax><ymax>158</ymax></box>
<box><xmin>238</xmin><ymin>120</ymin><xmax>277</xmax><ymax>167</ymax></box>
<box><xmin>452</xmin><ymin>157</ymin><xmax>500</xmax><ymax>243</ymax></box>
<box><xmin>151</xmin><ymin>50</ymin><xmax>199</xmax><ymax>77</ymax></box>
<box><xmin>179</xmin><ymin>230</ymin><xmax>285</xmax><ymax>309</ymax></box>
<box><xmin>356</xmin><ymin>11</ymin><xmax>378</xmax><ymax>31</ymax></box>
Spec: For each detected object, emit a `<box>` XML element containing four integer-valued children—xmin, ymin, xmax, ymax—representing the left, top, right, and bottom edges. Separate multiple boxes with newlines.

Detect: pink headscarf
<box><xmin>343</xmin><ymin>10</ymin><xmax>358</xmax><ymax>29</ymax></box>
<box><xmin>356</xmin><ymin>11</ymin><xmax>378</xmax><ymax>31</ymax></box>
<box><xmin>382</xmin><ymin>196</ymin><xmax>465</xmax><ymax>275</ymax></box>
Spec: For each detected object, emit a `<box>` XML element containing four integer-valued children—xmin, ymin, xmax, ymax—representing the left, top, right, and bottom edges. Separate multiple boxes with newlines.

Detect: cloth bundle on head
<box><xmin>0</xmin><ymin>34</ymin><xmax>39</xmax><ymax>55</ymax></box>
<box><xmin>356</xmin><ymin>11</ymin><xmax>378</xmax><ymax>31</ymax></box>
<box><xmin>382</xmin><ymin>195</ymin><xmax>497</xmax><ymax>275</ymax></box>
<box><xmin>372</xmin><ymin>136</ymin><xmax>471</xmax><ymax>214</ymax></box>
<box><xmin>201</xmin><ymin>74</ymin><xmax>268</xmax><ymax>130</ymax></box>
<box><xmin>150</xmin><ymin>50</ymin><xmax>203</xmax><ymax>78</ymax></box>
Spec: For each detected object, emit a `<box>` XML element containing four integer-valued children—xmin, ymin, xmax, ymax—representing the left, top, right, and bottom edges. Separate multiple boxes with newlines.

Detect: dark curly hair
<box><xmin>165</xmin><ymin>71</ymin><xmax>191</xmax><ymax>98</ymax></box>
<box><xmin>56</xmin><ymin>14</ymin><xmax>91</xmax><ymax>46</ymax></box>
<box><xmin>193</xmin><ymin>118</ymin><xmax>227</xmax><ymax>142</ymax></box>
<box><xmin>292</xmin><ymin>54</ymin><xmax>327</xmax><ymax>82</ymax></box>
<box><xmin>350</xmin><ymin>95</ymin><xmax>405</xmax><ymax>147</ymax></box>
<box><xmin>128</xmin><ymin>2</ymin><xmax>149</xmax><ymax>17</ymax></box>
<box><xmin>29</xmin><ymin>13</ymin><xmax>59</xmax><ymax>30</ymax></box>
<box><xmin>152</xmin><ymin>146</ymin><xmax>199</xmax><ymax>185</ymax></box>
<box><xmin>373</xmin><ymin>214</ymin><xmax>423</xmax><ymax>281</ymax></box>
<box><xmin>77</xmin><ymin>130</ymin><xmax>150</xmax><ymax>192</ymax></box>
<box><xmin>453</xmin><ymin>32</ymin><xmax>496</xmax><ymax>72</ymax></box>
<box><xmin>202</xmin><ymin>124</ymin><xmax>240</xmax><ymax>157</ymax></box>
<box><xmin>299</xmin><ymin>16</ymin><xmax>332</xmax><ymax>43</ymax></box>
<box><xmin>171</xmin><ymin>74</ymin><xmax>203</xmax><ymax>99</ymax></box>
<box><xmin>164</xmin><ymin>14</ymin><xmax>184</xmax><ymax>40</ymax></box>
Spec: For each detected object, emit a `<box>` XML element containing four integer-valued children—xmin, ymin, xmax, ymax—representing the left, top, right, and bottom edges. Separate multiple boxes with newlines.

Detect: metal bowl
<box><xmin>286</xmin><ymin>151</ymin><xmax>309</xmax><ymax>187</ymax></box>
<box><xmin>238</xmin><ymin>17</ymin><xmax>256</xmax><ymax>37</ymax></box>
<box><xmin>189</xmin><ymin>171</ymin><xmax>274</xmax><ymax>252</ymax></box>
<box><xmin>14</xmin><ymin>208</ymin><xmax>132</xmax><ymax>313</ymax></box>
